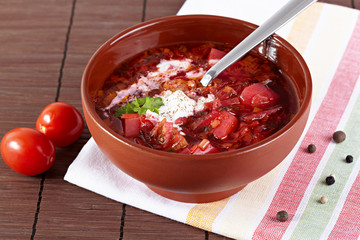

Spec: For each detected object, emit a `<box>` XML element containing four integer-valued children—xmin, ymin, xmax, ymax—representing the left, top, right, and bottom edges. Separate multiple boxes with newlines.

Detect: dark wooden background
<box><xmin>0</xmin><ymin>0</ymin><xmax>358</xmax><ymax>239</ymax></box>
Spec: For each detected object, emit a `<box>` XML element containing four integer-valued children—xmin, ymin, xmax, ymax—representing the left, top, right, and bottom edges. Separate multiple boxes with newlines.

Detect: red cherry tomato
<box><xmin>36</xmin><ymin>102</ymin><xmax>84</xmax><ymax>147</ymax></box>
<box><xmin>1</xmin><ymin>128</ymin><xmax>55</xmax><ymax>176</ymax></box>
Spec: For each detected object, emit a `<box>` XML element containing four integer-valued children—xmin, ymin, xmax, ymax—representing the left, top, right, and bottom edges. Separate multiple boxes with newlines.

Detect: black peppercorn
<box><xmin>333</xmin><ymin>131</ymin><xmax>346</xmax><ymax>143</ymax></box>
<box><xmin>276</xmin><ymin>210</ymin><xmax>288</xmax><ymax>222</ymax></box>
<box><xmin>346</xmin><ymin>155</ymin><xmax>353</xmax><ymax>163</ymax></box>
<box><xmin>307</xmin><ymin>144</ymin><xmax>316</xmax><ymax>153</ymax></box>
<box><xmin>326</xmin><ymin>175</ymin><xmax>335</xmax><ymax>185</ymax></box>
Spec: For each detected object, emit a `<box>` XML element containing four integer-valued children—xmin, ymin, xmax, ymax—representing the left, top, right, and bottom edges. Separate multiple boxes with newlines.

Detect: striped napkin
<box><xmin>65</xmin><ymin>1</ymin><xmax>360</xmax><ymax>239</ymax></box>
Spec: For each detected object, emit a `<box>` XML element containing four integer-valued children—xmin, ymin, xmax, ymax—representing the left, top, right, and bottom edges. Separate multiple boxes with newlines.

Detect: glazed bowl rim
<box><xmin>81</xmin><ymin>14</ymin><xmax>312</xmax><ymax>161</ymax></box>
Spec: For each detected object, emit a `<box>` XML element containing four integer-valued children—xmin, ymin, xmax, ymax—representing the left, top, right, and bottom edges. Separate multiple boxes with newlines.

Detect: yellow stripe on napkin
<box><xmin>287</xmin><ymin>3</ymin><xmax>324</xmax><ymax>54</ymax></box>
<box><xmin>186</xmin><ymin>197</ymin><xmax>230</xmax><ymax>230</ymax></box>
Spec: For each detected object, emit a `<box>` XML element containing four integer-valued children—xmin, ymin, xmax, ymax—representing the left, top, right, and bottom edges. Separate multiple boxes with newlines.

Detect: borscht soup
<box><xmin>93</xmin><ymin>42</ymin><xmax>298</xmax><ymax>154</ymax></box>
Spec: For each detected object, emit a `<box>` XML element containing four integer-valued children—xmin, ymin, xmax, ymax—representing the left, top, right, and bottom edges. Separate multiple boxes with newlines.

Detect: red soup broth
<box><xmin>93</xmin><ymin>42</ymin><xmax>298</xmax><ymax>154</ymax></box>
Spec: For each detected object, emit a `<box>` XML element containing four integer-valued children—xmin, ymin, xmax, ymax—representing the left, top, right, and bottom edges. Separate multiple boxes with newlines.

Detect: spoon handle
<box><xmin>200</xmin><ymin>0</ymin><xmax>316</xmax><ymax>86</ymax></box>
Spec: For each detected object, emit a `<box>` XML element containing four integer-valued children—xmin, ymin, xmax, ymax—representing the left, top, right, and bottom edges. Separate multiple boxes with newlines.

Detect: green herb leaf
<box><xmin>114</xmin><ymin>96</ymin><xmax>163</xmax><ymax>117</ymax></box>
<box><xmin>142</xmin><ymin>97</ymin><xmax>154</xmax><ymax>110</ymax></box>
<box><xmin>153</xmin><ymin>97</ymin><xmax>163</xmax><ymax>108</ymax></box>
<box><xmin>137</xmin><ymin>97</ymin><xmax>147</xmax><ymax>106</ymax></box>
<box><xmin>132</xmin><ymin>97</ymin><xmax>141</xmax><ymax>113</ymax></box>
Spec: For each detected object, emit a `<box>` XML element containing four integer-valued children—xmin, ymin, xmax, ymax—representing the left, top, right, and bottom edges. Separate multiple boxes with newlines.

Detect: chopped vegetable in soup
<box><xmin>94</xmin><ymin>43</ymin><xmax>297</xmax><ymax>154</ymax></box>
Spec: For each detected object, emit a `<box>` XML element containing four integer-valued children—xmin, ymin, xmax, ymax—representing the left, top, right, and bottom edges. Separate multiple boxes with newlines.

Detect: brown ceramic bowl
<box><xmin>81</xmin><ymin>15</ymin><xmax>312</xmax><ymax>203</ymax></box>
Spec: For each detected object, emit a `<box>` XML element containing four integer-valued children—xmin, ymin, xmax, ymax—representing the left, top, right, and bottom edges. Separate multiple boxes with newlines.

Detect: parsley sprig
<box><xmin>114</xmin><ymin>96</ymin><xmax>163</xmax><ymax>117</ymax></box>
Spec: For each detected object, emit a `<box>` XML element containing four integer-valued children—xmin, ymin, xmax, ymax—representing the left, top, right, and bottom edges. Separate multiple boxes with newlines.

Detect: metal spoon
<box><xmin>200</xmin><ymin>0</ymin><xmax>316</xmax><ymax>86</ymax></box>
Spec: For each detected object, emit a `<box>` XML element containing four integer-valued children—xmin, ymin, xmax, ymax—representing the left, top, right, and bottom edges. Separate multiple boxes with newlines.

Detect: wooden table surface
<box><xmin>0</xmin><ymin>0</ymin><xmax>359</xmax><ymax>239</ymax></box>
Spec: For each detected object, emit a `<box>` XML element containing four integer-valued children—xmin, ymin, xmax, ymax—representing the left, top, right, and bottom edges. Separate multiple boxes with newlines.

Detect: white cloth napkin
<box><xmin>65</xmin><ymin>137</ymin><xmax>197</xmax><ymax>220</ymax></box>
